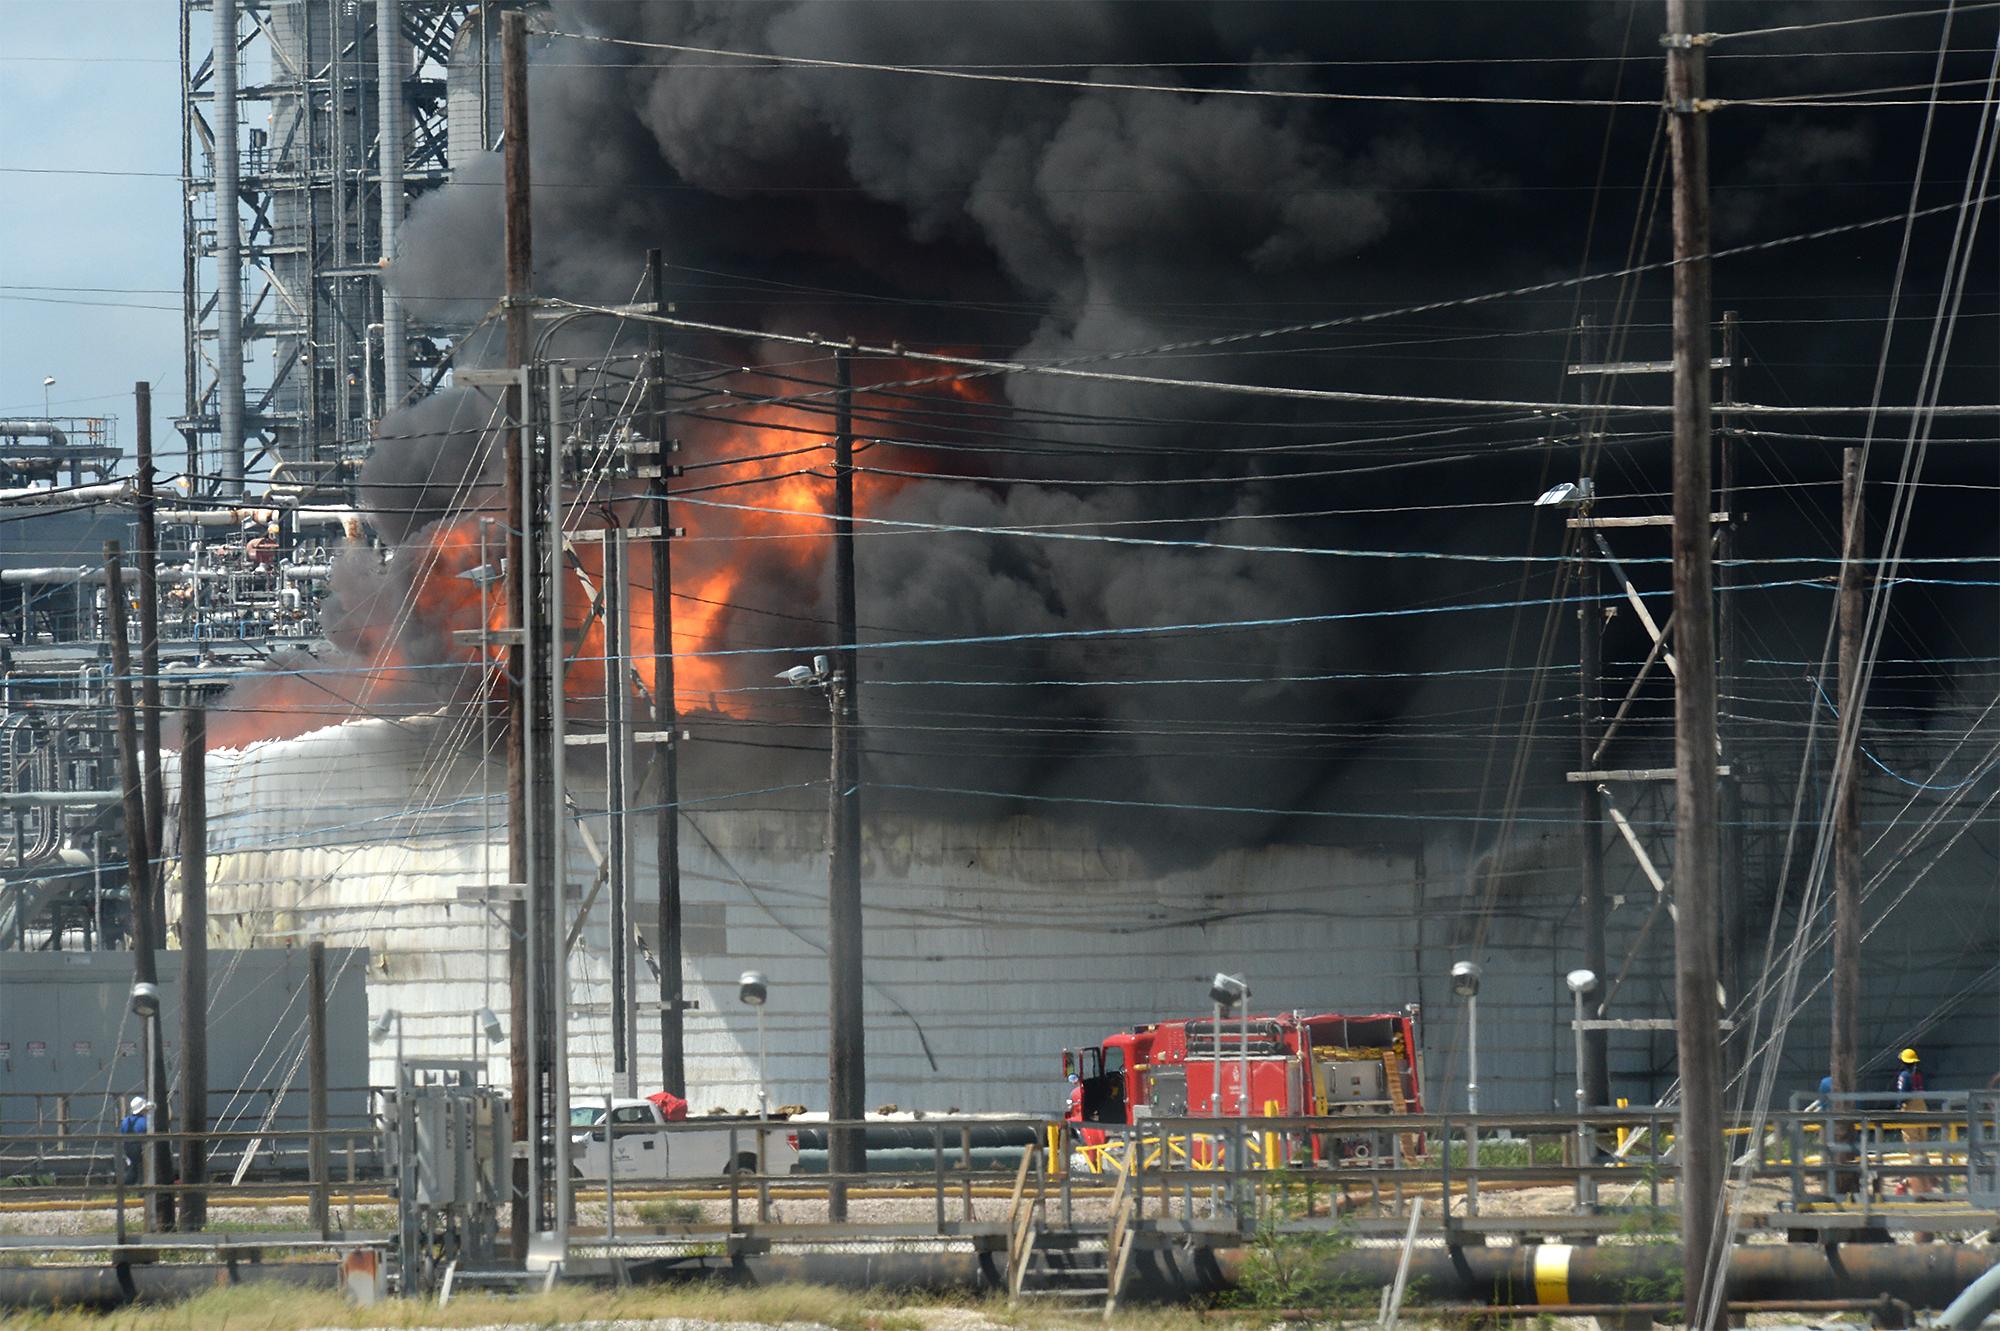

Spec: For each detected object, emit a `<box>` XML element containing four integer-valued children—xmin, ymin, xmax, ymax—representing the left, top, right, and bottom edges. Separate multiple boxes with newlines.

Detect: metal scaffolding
<box><xmin>178</xmin><ymin>0</ymin><xmax>478</xmax><ymax>501</ymax></box>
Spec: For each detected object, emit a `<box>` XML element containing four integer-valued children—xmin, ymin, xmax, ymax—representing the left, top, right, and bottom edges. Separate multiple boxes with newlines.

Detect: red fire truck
<box><xmin>1062</xmin><ymin>1007</ymin><xmax>1423</xmax><ymax>1163</ymax></box>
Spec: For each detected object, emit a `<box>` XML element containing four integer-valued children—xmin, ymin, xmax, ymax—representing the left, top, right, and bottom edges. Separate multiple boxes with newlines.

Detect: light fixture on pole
<box><xmin>1450</xmin><ymin>961</ymin><xmax>1482</xmax><ymax>1114</ymax></box>
<box><xmin>370</xmin><ymin>1007</ymin><xmax>405</xmax><ymax>1098</ymax></box>
<box><xmin>128</xmin><ymin>981</ymin><xmax>163</xmax><ymax>1217</ymax></box>
<box><xmin>739</xmin><ymin>970</ymin><xmax>769</xmax><ymax>1122</ymax></box>
<box><xmin>779</xmin><ymin>652</ymin><xmax>862</xmax><ymax>1208</ymax></box>
<box><xmin>1565</xmin><ymin>968</ymin><xmax>1598</xmax><ymax>1208</ymax></box>
<box><xmin>1534</xmin><ymin>477</ymin><xmax>1595</xmax><ymax>508</ymax></box>
<box><xmin>472</xmin><ymin>1006</ymin><xmax>506</xmax><ymax>1073</ymax></box>
<box><xmin>1450</xmin><ymin>960</ymin><xmax>1482</xmax><ymax>1203</ymax></box>
<box><xmin>1209</xmin><ymin>972</ymin><xmax>1250</xmax><ymax>1117</ymax></box>
<box><xmin>41</xmin><ymin>376</ymin><xmax>55</xmax><ymax>419</ymax></box>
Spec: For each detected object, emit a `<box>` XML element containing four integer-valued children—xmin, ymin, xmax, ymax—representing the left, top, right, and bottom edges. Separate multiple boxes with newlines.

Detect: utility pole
<box><xmin>104</xmin><ymin>541</ymin><xmax>172</xmax><ymax>1232</ymax></box>
<box><xmin>178</xmin><ymin>707</ymin><xmax>208</xmax><ymax>1231</ymax></box>
<box><xmin>1666</xmin><ymin>5</ymin><xmax>1724</xmax><ymax>1325</ymax></box>
<box><xmin>1578</xmin><ymin>557</ymin><xmax>1609</xmax><ymax>1110</ymax></box>
<box><xmin>133</xmin><ymin>383</ymin><xmax>166</xmax><ymax>940</ymax></box>
<box><xmin>307</xmin><ymin>938</ymin><xmax>330</xmax><ymax>1236</ymax></box>
<box><xmin>500</xmin><ymin>6</ymin><xmax>533</xmax><ymax>1264</ymax></box>
<box><xmin>1831</xmin><ymin>449</ymin><xmax>1864</xmax><ymax>1108</ymax></box>
<box><xmin>1716</xmin><ymin>312</ymin><xmax>1744</xmax><ymax>1022</ymax></box>
<box><xmin>605</xmin><ymin>526</ymin><xmax>635</xmax><ymax>1097</ymax></box>
<box><xmin>646</xmin><ymin>247</ymin><xmax>687</xmax><ymax>1099</ymax></box>
<box><xmin>826</xmin><ymin>347</ymin><xmax>865</xmax><ymax>1218</ymax></box>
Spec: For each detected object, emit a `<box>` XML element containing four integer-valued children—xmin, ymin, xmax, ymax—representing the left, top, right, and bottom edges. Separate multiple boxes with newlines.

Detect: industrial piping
<box><xmin>0</xmin><ymin>422</ymin><xmax>70</xmax><ymax>449</ymax></box>
<box><xmin>376</xmin><ymin>0</ymin><xmax>409</xmax><ymax>411</ymax></box>
<box><xmin>211</xmin><ymin>0</ymin><xmax>245</xmax><ymax>499</ymax></box>
<box><xmin>0</xmin><ymin>1241</ymin><xmax>1993</xmax><ymax>1311</ymax></box>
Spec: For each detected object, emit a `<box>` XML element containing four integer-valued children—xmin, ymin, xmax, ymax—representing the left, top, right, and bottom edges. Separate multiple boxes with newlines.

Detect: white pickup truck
<box><xmin>568</xmin><ymin>1098</ymin><xmax>799</xmax><ymax>1182</ymax></box>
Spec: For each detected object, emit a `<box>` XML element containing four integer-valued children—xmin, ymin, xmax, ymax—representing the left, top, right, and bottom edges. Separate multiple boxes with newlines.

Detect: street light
<box><xmin>1209</xmin><ymin>972</ymin><xmax>1250</xmax><ymax>1118</ymax></box>
<box><xmin>41</xmin><ymin>376</ymin><xmax>55</xmax><ymax>418</ymax></box>
<box><xmin>1566</xmin><ymin>969</ymin><xmax>1598</xmax><ymax>1208</ymax></box>
<box><xmin>127</xmin><ymin>980</ymin><xmax>163</xmax><ymax>1206</ymax></box>
<box><xmin>775</xmin><ymin>655</ymin><xmax>831</xmax><ymax>690</ymax></box>
<box><xmin>1449</xmin><ymin>962</ymin><xmax>1481</xmax><ymax>1114</ymax></box>
<box><xmin>472</xmin><ymin>1006</ymin><xmax>505</xmax><ymax>1077</ymax></box>
<box><xmin>370</xmin><ymin>1007</ymin><xmax>405</xmax><ymax>1098</ymax></box>
<box><xmin>1450</xmin><ymin>961</ymin><xmax>1482</xmax><ymax>1206</ymax></box>
<box><xmin>1534</xmin><ymin>477</ymin><xmax>1595</xmax><ymax>508</ymax></box>
<box><xmin>779</xmin><ymin>652</ymin><xmax>859</xmax><ymax>1203</ymax></box>
<box><xmin>739</xmin><ymin>970</ymin><xmax>769</xmax><ymax>1122</ymax></box>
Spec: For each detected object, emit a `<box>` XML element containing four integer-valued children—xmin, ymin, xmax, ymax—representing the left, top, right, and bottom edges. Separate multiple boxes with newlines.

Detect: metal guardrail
<box><xmin>5</xmin><ymin>1103</ymin><xmax>1998</xmax><ymax>1267</ymax></box>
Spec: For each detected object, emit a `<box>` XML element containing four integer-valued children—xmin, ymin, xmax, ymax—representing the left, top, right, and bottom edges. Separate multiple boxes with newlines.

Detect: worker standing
<box><xmin>118</xmin><ymin>1095</ymin><xmax>150</xmax><ymax>1185</ymax></box>
<box><xmin>1897</xmin><ymin>1048</ymin><xmax>1932</xmax><ymax>1204</ymax></box>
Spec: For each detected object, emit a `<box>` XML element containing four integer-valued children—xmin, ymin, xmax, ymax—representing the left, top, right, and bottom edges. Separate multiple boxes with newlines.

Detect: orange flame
<box><xmin>210</xmin><ymin>356</ymin><xmax>993</xmax><ymax>748</ymax></box>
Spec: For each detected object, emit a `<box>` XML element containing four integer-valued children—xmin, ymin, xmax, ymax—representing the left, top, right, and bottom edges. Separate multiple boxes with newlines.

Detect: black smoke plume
<box><xmin>375</xmin><ymin>1</ymin><xmax>2000</xmax><ymax>863</ymax></box>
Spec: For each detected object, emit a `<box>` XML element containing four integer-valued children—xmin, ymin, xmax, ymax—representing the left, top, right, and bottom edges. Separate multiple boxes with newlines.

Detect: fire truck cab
<box><xmin>1063</xmin><ymin>1007</ymin><xmax>1423</xmax><ymax>1161</ymax></box>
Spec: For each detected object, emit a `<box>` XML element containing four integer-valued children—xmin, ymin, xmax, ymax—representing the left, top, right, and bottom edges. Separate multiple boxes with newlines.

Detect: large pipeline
<box><xmin>788</xmin><ymin>1123</ymin><xmax>1041</xmax><ymax>1152</ymax></box>
<box><xmin>0</xmin><ymin>1242</ymin><xmax>1992</xmax><ymax>1311</ymax></box>
<box><xmin>0</xmin><ymin>1262</ymin><xmax>334</xmax><ymax>1309</ymax></box>
<box><xmin>719</xmin><ymin>1242</ymin><xmax>1999</xmax><ymax>1312</ymax></box>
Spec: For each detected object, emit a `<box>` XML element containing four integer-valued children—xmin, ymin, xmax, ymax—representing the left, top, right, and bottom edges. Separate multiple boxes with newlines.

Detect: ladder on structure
<box><xmin>1382</xmin><ymin>1048</ymin><xmax>1422</xmax><ymax>1159</ymax></box>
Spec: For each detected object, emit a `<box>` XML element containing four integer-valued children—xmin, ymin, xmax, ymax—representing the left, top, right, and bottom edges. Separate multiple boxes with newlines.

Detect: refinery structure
<box><xmin>2</xmin><ymin>0</ymin><xmax>1998</xmax><ymax>1122</ymax></box>
<box><xmin>7</xmin><ymin>11</ymin><xmax>2000</xmax><ymax>1315</ymax></box>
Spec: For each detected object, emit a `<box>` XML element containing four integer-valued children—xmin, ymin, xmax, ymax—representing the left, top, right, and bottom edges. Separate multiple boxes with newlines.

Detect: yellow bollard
<box><xmin>1615</xmin><ymin>1097</ymin><xmax>1630</xmax><ymax>1152</ymax></box>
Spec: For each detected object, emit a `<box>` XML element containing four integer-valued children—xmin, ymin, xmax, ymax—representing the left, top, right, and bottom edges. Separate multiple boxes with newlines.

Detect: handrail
<box><xmin>1103</xmin><ymin>1161</ymin><xmax>1138</xmax><ymax>1319</ymax></box>
<box><xmin>1006</xmin><ymin>1137</ymin><xmax>1043</xmax><ymax>1301</ymax></box>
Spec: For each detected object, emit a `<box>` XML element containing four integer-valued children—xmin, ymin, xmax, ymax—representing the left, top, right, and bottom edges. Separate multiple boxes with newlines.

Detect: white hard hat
<box><xmin>128</xmin><ymin>1095</ymin><xmax>146</xmax><ymax>1113</ymax></box>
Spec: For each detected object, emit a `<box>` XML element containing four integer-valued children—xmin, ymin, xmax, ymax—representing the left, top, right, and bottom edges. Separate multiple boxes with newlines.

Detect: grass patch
<box><xmin>2</xmin><ymin>1282</ymin><xmax>935</xmax><ymax>1331</ymax></box>
<box><xmin>0</xmin><ymin>1279</ymin><xmax>1276</xmax><ymax>1331</ymax></box>
<box><xmin>632</xmin><ymin>1198</ymin><xmax>704</xmax><ymax>1226</ymax></box>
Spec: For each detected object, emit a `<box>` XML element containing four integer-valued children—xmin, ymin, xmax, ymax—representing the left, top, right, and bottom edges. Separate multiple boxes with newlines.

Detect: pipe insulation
<box><xmin>0</xmin><ymin>566</ymin><xmax>328</xmax><ymax>585</ymax></box>
<box><xmin>0</xmin><ymin>422</ymin><xmax>70</xmax><ymax>448</ymax></box>
<box><xmin>212</xmin><ymin>0</ymin><xmax>245</xmax><ymax>499</ymax></box>
<box><xmin>1938</xmin><ymin>1259</ymin><xmax>2000</xmax><ymax>1330</ymax></box>
<box><xmin>0</xmin><ymin>482</ymin><xmax>132</xmax><ymax>506</ymax></box>
<box><xmin>157</xmin><ymin>506</ymin><xmax>358</xmax><ymax>528</ymax></box>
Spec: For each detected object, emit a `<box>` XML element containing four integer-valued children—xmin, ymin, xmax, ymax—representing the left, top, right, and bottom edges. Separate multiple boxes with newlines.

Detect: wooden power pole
<box><xmin>1578</xmin><ymin>558</ymin><xmax>1609</xmax><ymax>1109</ymax></box>
<box><xmin>647</xmin><ymin>247</ymin><xmax>687</xmax><ymax>1099</ymax></box>
<box><xmin>133</xmin><ymin>382</ymin><xmax>167</xmax><ymax>940</ymax></box>
<box><xmin>1666</xmin><ymin>3</ymin><xmax>1724</xmax><ymax>1325</ymax></box>
<box><xmin>306</xmin><ymin>938</ymin><xmax>331</xmax><ymax>1235</ymax></box>
<box><xmin>104</xmin><ymin>540</ymin><xmax>172</xmax><ymax>1232</ymax></box>
<box><xmin>178</xmin><ymin>707</ymin><xmax>209</xmax><ymax>1231</ymax></box>
<box><xmin>1831</xmin><ymin>449</ymin><xmax>1864</xmax><ymax>1102</ymax></box>
<box><xmin>826</xmin><ymin>347</ymin><xmax>866</xmax><ymax>1218</ymax></box>
<box><xmin>501</xmin><ymin>6</ymin><xmax>533</xmax><ymax>1263</ymax></box>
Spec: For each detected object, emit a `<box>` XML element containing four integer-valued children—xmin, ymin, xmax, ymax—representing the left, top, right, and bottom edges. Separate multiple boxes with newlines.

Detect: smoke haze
<box><xmin>357</xmin><ymin>1</ymin><xmax>2000</xmax><ymax>862</ymax></box>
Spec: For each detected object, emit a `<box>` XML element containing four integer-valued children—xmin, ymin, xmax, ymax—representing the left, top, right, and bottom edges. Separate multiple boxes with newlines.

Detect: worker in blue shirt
<box><xmin>1897</xmin><ymin>1048</ymin><xmax>1932</xmax><ymax>1202</ymax></box>
<box><xmin>118</xmin><ymin>1095</ymin><xmax>150</xmax><ymax>1185</ymax></box>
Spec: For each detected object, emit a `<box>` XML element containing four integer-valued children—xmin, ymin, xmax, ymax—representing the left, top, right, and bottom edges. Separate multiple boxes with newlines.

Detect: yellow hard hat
<box><xmin>1900</xmin><ymin>1047</ymin><xmax>1920</xmax><ymax>1064</ymax></box>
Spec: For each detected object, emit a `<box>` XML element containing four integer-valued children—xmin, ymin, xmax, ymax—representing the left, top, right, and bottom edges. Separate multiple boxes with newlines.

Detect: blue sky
<box><xmin>0</xmin><ymin>1</ymin><xmax>184</xmax><ymax>454</ymax></box>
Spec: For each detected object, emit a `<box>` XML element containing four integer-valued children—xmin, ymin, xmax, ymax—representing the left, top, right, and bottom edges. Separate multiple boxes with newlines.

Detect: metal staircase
<box><xmin>1006</xmin><ymin>1137</ymin><xmax>1138</xmax><ymax>1319</ymax></box>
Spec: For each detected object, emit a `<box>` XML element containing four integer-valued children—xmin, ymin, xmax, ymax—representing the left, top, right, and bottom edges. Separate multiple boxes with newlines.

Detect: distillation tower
<box><xmin>178</xmin><ymin>0</ymin><xmax>488</xmax><ymax>500</ymax></box>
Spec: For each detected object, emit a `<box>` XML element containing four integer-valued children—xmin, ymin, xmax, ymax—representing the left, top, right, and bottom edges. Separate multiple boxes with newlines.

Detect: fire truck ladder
<box><xmin>1381</xmin><ymin>1048</ymin><xmax>1409</xmax><ymax>1114</ymax></box>
<box><xmin>1382</xmin><ymin>1047</ymin><xmax>1423</xmax><ymax>1161</ymax></box>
